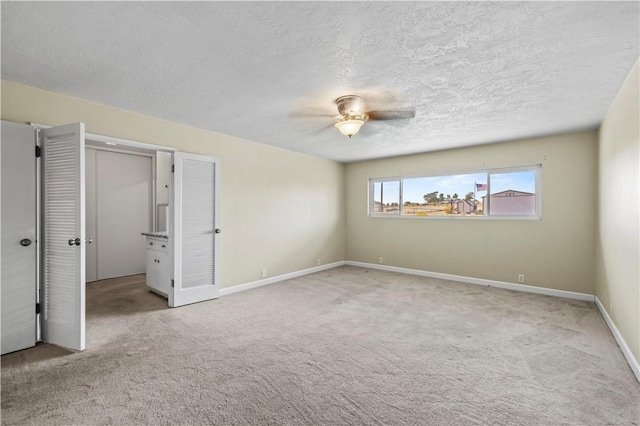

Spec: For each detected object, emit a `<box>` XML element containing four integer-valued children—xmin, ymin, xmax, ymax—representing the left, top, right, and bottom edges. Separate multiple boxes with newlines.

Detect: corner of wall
<box><xmin>595</xmin><ymin>58</ymin><xmax>640</xmax><ymax>365</ymax></box>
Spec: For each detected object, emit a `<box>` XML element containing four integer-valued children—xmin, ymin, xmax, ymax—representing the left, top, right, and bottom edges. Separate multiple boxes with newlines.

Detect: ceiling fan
<box><xmin>294</xmin><ymin>94</ymin><xmax>416</xmax><ymax>138</ymax></box>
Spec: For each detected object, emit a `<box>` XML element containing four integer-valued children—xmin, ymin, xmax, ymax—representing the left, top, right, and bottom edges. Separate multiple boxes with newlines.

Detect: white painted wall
<box><xmin>596</xmin><ymin>59</ymin><xmax>639</xmax><ymax>363</ymax></box>
<box><xmin>85</xmin><ymin>147</ymin><xmax>152</xmax><ymax>281</ymax></box>
<box><xmin>95</xmin><ymin>150</ymin><xmax>152</xmax><ymax>280</ymax></box>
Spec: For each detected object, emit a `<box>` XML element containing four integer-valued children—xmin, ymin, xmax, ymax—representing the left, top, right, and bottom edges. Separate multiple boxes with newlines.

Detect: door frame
<box><xmin>31</xmin><ymin>123</ymin><xmax>177</xmax><ymax>348</ymax></box>
<box><xmin>85</xmin><ymin>145</ymin><xmax>155</xmax><ymax>282</ymax></box>
<box><xmin>32</xmin><ymin>123</ymin><xmax>176</xmax><ymax>243</ymax></box>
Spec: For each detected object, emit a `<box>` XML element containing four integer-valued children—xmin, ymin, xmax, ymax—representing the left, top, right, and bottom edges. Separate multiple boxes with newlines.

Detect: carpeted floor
<box><xmin>2</xmin><ymin>266</ymin><xmax>639</xmax><ymax>425</ymax></box>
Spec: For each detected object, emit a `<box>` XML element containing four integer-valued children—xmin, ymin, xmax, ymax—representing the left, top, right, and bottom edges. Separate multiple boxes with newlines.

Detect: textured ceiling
<box><xmin>2</xmin><ymin>2</ymin><xmax>638</xmax><ymax>163</ymax></box>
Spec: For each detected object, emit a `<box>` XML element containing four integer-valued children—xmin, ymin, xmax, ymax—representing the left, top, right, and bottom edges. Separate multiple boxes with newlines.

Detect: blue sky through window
<box><xmin>403</xmin><ymin>173</ymin><xmax>487</xmax><ymax>203</ymax></box>
<box><xmin>490</xmin><ymin>170</ymin><xmax>536</xmax><ymax>194</ymax></box>
<box><xmin>402</xmin><ymin>171</ymin><xmax>535</xmax><ymax>203</ymax></box>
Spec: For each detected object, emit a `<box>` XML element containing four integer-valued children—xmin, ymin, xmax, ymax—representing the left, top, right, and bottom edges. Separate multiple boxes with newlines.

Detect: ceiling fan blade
<box><xmin>367</xmin><ymin>109</ymin><xmax>416</xmax><ymax>121</ymax></box>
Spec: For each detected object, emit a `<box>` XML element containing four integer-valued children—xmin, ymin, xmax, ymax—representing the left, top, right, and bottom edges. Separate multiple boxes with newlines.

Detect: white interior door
<box><xmin>41</xmin><ymin>123</ymin><xmax>86</xmax><ymax>351</ymax></box>
<box><xmin>1</xmin><ymin>121</ymin><xmax>38</xmax><ymax>355</ymax></box>
<box><xmin>170</xmin><ymin>152</ymin><xmax>220</xmax><ymax>307</ymax></box>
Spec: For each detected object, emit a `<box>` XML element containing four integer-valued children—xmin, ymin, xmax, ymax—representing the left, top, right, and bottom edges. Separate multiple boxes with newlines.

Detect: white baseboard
<box><xmin>344</xmin><ymin>261</ymin><xmax>595</xmax><ymax>302</ymax></box>
<box><xmin>220</xmin><ymin>261</ymin><xmax>345</xmax><ymax>297</ymax></box>
<box><xmin>595</xmin><ymin>297</ymin><xmax>640</xmax><ymax>382</ymax></box>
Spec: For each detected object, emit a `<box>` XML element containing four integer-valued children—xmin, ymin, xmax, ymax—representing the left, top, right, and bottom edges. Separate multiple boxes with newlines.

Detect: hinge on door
<box><xmin>171</xmin><ymin>279</ymin><xmax>175</xmax><ymax>288</ymax></box>
<box><xmin>35</xmin><ymin>146</ymin><xmax>41</xmax><ymax>157</ymax></box>
<box><xmin>171</xmin><ymin>164</ymin><xmax>175</xmax><ymax>173</ymax></box>
<box><xmin>35</xmin><ymin>303</ymin><xmax>41</xmax><ymax>314</ymax></box>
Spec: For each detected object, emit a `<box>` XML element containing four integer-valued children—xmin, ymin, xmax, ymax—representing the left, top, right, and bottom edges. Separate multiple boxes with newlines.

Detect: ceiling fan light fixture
<box><xmin>335</xmin><ymin>119</ymin><xmax>364</xmax><ymax>138</ymax></box>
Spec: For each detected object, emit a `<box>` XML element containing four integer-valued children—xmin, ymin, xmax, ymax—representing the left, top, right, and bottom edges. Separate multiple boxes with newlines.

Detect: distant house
<box><xmin>482</xmin><ymin>190</ymin><xmax>535</xmax><ymax>214</ymax></box>
<box><xmin>455</xmin><ymin>199</ymin><xmax>475</xmax><ymax>213</ymax></box>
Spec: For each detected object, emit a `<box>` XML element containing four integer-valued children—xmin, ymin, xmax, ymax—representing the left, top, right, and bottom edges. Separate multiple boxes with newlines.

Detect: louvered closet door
<box><xmin>1</xmin><ymin>121</ymin><xmax>37</xmax><ymax>355</ymax></box>
<box><xmin>170</xmin><ymin>152</ymin><xmax>219</xmax><ymax>308</ymax></box>
<box><xmin>41</xmin><ymin>123</ymin><xmax>86</xmax><ymax>351</ymax></box>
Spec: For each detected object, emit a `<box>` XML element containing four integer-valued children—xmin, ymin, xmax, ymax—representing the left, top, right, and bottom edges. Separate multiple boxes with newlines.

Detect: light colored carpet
<box><xmin>2</xmin><ymin>266</ymin><xmax>639</xmax><ymax>425</ymax></box>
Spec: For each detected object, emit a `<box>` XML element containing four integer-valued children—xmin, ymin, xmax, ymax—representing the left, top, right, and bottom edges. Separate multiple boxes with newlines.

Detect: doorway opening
<box><xmin>83</xmin><ymin>140</ymin><xmax>172</xmax><ymax>345</ymax></box>
<box><xmin>1</xmin><ymin>120</ymin><xmax>220</xmax><ymax>354</ymax></box>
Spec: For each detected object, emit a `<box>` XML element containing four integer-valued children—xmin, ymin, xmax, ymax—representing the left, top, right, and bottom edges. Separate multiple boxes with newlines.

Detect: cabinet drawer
<box><xmin>146</xmin><ymin>237</ymin><xmax>169</xmax><ymax>254</ymax></box>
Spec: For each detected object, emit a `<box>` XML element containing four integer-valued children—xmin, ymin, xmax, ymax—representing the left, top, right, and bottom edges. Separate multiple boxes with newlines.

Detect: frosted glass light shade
<box><xmin>335</xmin><ymin>119</ymin><xmax>364</xmax><ymax>137</ymax></box>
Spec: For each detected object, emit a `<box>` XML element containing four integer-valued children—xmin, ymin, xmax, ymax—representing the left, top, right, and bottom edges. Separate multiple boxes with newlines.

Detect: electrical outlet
<box><xmin>261</xmin><ymin>269</ymin><xmax>267</xmax><ymax>278</ymax></box>
<box><xmin>518</xmin><ymin>274</ymin><xmax>525</xmax><ymax>283</ymax></box>
<box><xmin>317</xmin><ymin>258</ymin><xmax>321</xmax><ymax>265</ymax></box>
<box><xmin>610</xmin><ymin>304</ymin><xmax>614</xmax><ymax>319</ymax></box>
<box><xmin>378</xmin><ymin>257</ymin><xmax>384</xmax><ymax>264</ymax></box>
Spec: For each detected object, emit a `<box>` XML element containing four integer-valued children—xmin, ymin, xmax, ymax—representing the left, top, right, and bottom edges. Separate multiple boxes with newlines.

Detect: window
<box><xmin>369</xmin><ymin>165</ymin><xmax>540</xmax><ymax>218</ymax></box>
<box><xmin>371</xmin><ymin>180</ymin><xmax>400</xmax><ymax>214</ymax></box>
<box><xmin>486</xmin><ymin>169</ymin><xmax>537</xmax><ymax>215</ymax></box>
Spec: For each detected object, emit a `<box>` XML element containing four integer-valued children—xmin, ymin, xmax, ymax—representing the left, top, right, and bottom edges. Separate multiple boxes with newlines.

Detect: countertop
<box><xmin>141</xmin><ymin>232</ymin><xmax>169</xmax><ymax>239</ymax></box>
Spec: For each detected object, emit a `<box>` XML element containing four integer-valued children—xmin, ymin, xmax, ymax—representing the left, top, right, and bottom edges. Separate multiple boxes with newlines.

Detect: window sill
<box><xmin>368</xmin><ymin>214</ymin><xmax>541</xmax><ymax>221</ymax></box>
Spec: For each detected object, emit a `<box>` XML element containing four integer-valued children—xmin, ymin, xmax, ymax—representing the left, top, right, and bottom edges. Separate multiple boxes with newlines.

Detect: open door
<box><xmin>40</xmin><ymin>123</ymin><xmax>86</xmax><ymax>351</ymax></box>
<box><xmin>169</xmin><ymin>152</ymin><xmax>219</xmax><ymax>307</ymax></box>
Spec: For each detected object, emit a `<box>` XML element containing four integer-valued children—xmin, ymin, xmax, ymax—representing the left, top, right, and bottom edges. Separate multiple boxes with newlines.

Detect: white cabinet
<box><xmin>144</xmin><ymin>235</ymin><xmax>170</xmax><ymax>296</ymax></box>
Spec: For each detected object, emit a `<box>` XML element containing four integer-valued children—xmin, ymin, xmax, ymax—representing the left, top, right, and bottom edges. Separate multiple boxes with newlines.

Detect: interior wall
<box><xmin>85</xmin><ymin>147</ymin><xmax>152</xmax><ymax>281</ymax></box>
<box><xmin>96</xmin><ymin>150</ymin><xmax>152</xmax><ymax>280</ymax></box>
<box><xmin>345</xmin><ymin>131</ymin><xmax>598</xmax><ymax>294</ymax></box>
<box><xmin>596</xmin><ymin>59</ymin><xmax>639</xmax><ymax>362</ymax></box>
<box><xmin>1</xmin><ymin>80</ymin><xmax>346</xmax><ymax>289</ymax></box>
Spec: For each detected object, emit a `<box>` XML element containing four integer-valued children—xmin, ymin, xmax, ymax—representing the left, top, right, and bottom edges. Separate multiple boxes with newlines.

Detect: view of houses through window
<box><xmin>370</xmin><ymin>166</ymin><xmax>540</xmax><ymax>217</ymax></box>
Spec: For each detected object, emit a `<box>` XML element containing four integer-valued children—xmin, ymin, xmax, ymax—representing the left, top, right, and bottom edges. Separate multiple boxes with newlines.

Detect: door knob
<box><xmin>68</xmin><ymin>238</ymin><xmax>81</xmax><ymax>246</ymax></box>
<box><xmin>20</xmin><ymin>239</ymin><xmax>32</xmax><ymax>247</ymax></box>
<box><xmin>215</xmin><ymin>229</ymin><xmax>221</xmax><ymax>234</ymax></box>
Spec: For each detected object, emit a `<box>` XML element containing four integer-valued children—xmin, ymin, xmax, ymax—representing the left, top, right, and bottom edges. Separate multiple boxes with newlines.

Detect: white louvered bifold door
<box><xmin>170</xmin><ymin>152</ymin><xmax>220</xmax><ymax>308</ymax></box>
<box><xmin>41</xmin><ymin>123</ymin><xmax>86</xmax><ymax>351</ymax></box>
<box><xmin>1</xmin><ymin>121</ymin><xmax>38</xmax><ymax>355</ymax></box>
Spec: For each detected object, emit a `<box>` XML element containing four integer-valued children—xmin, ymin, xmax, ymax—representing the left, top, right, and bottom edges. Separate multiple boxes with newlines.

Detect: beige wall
<box><xmin>596</xmin><ymin>60</ymin><xmax>640</xmax><ymax>362</ymax></box>
<box><xmin>345</xmin><ymin>131</ymin><xmax>598</xmax><ymax>294</ymax></box>
<box><xmin>1</xmin><ymin>80</ymin><xmax>346</xmax><ymax>289</ymax></box>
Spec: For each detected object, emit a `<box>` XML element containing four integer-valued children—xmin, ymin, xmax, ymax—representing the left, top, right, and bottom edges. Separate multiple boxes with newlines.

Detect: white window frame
<box><xmin>368</xmin><ymin>164</ymin><xmax>542</xmax><ymax>220</ymax></box>
<box><xmin>369</xmin><ymin>177</ymin><xmax>402</xmax><ymax>216</ymax></box>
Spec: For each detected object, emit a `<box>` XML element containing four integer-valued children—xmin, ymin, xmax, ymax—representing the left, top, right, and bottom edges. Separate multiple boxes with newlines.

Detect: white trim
<box><xmin>368</xmin><ymin>213</ymin><xmax>541</xmax><ymax>221</ymax></box>
<box><xmin>344</xmin><ymin>261</ymin><xmax>595</xmax><ymax>302</ymax></box>
<box><xmin>595</xmin><ymin>297</ymin><xmax>640</xmax><ymax>382</ymax></box>
<box><xmin>85</xmin><ymin>144</ymin><xmax>155</xmax><ymax>158</ymax></box>
<box><xmin>30</xmin><ymin>122</ymin><xmax>175</xmax><ymax>152</ymax></box>
<box><xmin>220</xmin><ymin>261</ymin><xmax>345</xmax><ymax>297</ymax></box>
